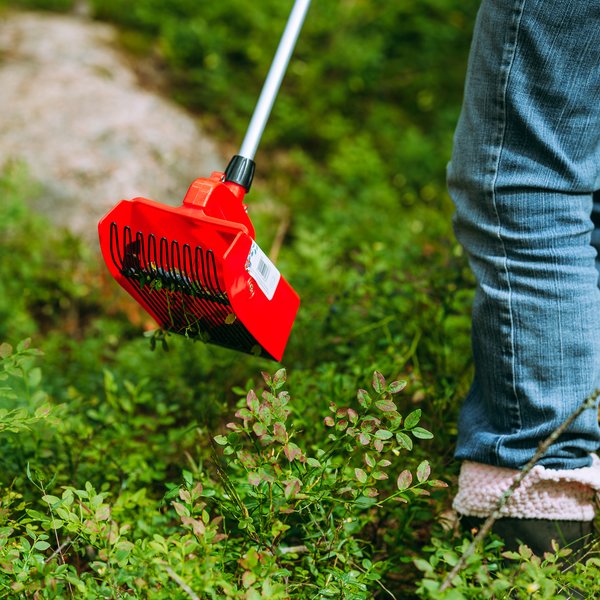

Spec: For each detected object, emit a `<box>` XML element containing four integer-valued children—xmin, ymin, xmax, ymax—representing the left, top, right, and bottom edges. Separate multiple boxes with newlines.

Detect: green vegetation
<box><xmin>1</xmin><ymin>1</ymin><xmax>599</xmax><ymax>598</ymax></box>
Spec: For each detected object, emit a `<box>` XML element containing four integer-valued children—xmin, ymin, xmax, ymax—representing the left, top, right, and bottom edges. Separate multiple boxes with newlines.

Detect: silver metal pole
<box><xmin>238</xmin><ymin>0</ymin><xmax>311</xmax><ymax>160</ymax></box>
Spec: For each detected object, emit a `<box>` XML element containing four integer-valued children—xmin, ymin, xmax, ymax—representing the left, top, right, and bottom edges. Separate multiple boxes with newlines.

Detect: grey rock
<box><xmin>0</xmin><ymin>11</ymin><xmax>223</xmax><ymax>240</ymax></box>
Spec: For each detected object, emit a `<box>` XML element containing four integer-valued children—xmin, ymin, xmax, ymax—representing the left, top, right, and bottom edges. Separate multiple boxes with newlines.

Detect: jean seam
<box><xmin>489</xmin><ymin>0</ymin><xmax>528</xmax><ymax>462</ymax></box>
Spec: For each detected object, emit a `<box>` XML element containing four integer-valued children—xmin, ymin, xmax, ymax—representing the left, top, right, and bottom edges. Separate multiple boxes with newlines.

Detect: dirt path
<box><xmin>0</xmin><ymin>10</ymin><xmax>222</xmax><ymax>240</ymax></box>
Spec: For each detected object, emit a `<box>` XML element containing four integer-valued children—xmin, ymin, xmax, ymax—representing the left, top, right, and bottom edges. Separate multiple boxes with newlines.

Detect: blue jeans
<box><xmin>448</xmin><ymin>0</ymin><xmax>600</xmax><ymax>470</ymax></box>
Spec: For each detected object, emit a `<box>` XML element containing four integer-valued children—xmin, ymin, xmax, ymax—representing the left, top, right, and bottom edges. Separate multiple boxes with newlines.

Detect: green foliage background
<box><xmin>1</xmin><ymin>1</ymin><xmax>598</xmax><ymax>598</ymax></box>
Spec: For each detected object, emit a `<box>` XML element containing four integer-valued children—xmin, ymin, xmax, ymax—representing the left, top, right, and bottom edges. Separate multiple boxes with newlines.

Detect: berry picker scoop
<box><xmin>98</xmin><ymin>0</ymin><xmax>310</xmax><ymax>361</ymax></box>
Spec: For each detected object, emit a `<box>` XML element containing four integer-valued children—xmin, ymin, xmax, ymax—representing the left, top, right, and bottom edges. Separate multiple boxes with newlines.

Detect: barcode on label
<box><xmin>257</xmin><ymin>258</ymin><xmax>270</xmax><ymax>279</ymax></box>
<box><xmin>246</xmin><ymin>241</ymin><xmax>281</xmax><ymax>300</ymax></box>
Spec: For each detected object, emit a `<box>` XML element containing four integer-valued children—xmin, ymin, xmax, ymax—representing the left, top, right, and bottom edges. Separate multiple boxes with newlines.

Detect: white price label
<box><xmin>246</xmin><ymin>241</ymin><xmax>281</xmax><ymax>300</ymax></box>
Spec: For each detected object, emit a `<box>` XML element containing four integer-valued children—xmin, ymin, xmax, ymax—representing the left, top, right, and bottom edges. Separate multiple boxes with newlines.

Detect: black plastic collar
<box><xmin>223</xmin><ymin>155</ymin><xmax>256</xmax><ymax>192</ymax></box>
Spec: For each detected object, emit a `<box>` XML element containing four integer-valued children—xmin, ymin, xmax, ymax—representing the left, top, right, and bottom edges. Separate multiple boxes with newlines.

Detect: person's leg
<box><xmin>591</xmin><ymin>190</ymin><xmax>600</xmax><ymax>281</ymax></box>
<box><xmin>448</xmin><ymin>0</ymin><xmax>600</xmax><ymax>547</ymax></box>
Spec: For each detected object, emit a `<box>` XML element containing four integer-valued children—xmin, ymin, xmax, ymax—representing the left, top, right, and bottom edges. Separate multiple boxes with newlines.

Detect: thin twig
<box><xmin>45</xmin><ymin>536</ymin><xmax>72</xmax><ymax>564</ymax></box>
<box><xmin>440</xmin><ymin>389</ymin><xmax>600</xmax><ymax>592</ymax></box>
<box><xmin>161</xmin><ymin>564</ymin><xmax>200</xmax><ymax>600</ymax></box>
<box><xmin>269</xmin><ymin>208</ymin><xmax>291</xmax><ymax>264</ymax></box>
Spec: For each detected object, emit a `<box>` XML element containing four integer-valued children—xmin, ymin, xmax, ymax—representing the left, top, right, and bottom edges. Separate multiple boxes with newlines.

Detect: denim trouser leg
<box><xmin>449</xmin><ymin>0</ymin><xmax>600</xmax><ymax>470</ymax></box>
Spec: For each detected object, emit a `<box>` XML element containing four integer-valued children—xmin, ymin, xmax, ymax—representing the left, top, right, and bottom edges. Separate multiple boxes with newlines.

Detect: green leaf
<box><xmin>28</xmin><ymin>367</ymin><xmax>42</xmax><ymax>388</ymax></box>
<box><xmin>182</xmin><ymin>470</ymin><xmax>193</xmax><ymax>487</ymax></box>
<box><xmin>34</xmin><ymin>404</ymin><xmax>51</xmax><ymax>418</ymax></box>
<box><xmin>413</xmin><ymin>558</ymin><xmax>434</xmax><ymax>574</ymax></box>
<box><xmin>395</xmin><ymin>432</ymin><xmax>413</xmax><ymax>451</ymax></box>
<box><xmin>0</xmin><ymin>343</ymin><xmax>13</xmax><ymax>359</ymax></box>
<box><xmin>33</xmin><ymin>541</ymin><xmax>51</xmax><ymax>551</ymax></box>
<box><xmin>404</xmin><ymin>409</ymin><xmax>422</xmax><ymax>429</ymax></box>
<box><xmin>114</xmin><ymin>540</ymin><xmax>133</xmax><ymax>563</ymax></box>
<box><xmin>355</xmin><ymin>496</ymin><xmax>377</xmax><ymax>509</ymax></box>
<box><xmin>42</xmin><ymin>495</ymin><xmax>61</xmax><ymax>508</ymax></box>
<box><xmin>213</xmin><ymin>435</ymin><xmax>228</xmax><ymax>445</ymax></box>
<box><xmin>374</xmin><ymin>429</ymin><xmax>393</xmax><ymax>440</ymax></box>
<box><xmin>412</xmin><ymin>427</ymin><xmax>433</xmax><ymax>439</ymax></box>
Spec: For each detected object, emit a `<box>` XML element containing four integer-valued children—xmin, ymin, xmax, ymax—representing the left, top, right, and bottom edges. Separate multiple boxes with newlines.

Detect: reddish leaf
<box><xmin>388</xmin><ymin>380</ymin><xmax>407</xmax><ymax>394</ymax></box>
<box><xmin>283</xmin><ymin>443</ymin><xmax>302</xmax><ymax>462</ymax></box>
<box><xmin>172</xmin><ymin>502</ymin><xmax>189</xmax><ymax>517</ymax></box>
<box><xmin>272</xmin><ymin>368</ymin><xmax>287</xmax><ymax>389</ymax></box>
<box><xmin>252</xmin><ymin>422</ymin><xmax>267</xmax><ymax>437</ymax></box>
<box><xmin>375</xmin><ymin>400</ymin><xmax>397</xmax><ymax>412</ymax></box>
<box><xmin>416</xmin><ymin>460</ymin><xmax>431</xmax><ymax>483</ymax></box>
<box><xmin>284</xmin><ymin>478</ymin><xmax>301</xmax><ymax>500</ymax></box>
<box><xmin>357</xmin><ymin>389</ymin><xmax>371</xmax><ymax>408</ymax></box>
<box><xmin>248</xmin><ymin>472</ymin><xmax>261</xmax><ymax>486</ymax></box>
<box><xmin>355</xmin><ymin>468</ymin><xmax>368</xmax><ymax>484</ymax></box>
<box><xmin>428</xmin><ymin>480</ymin><xmax>449</xmax><ymax>488</ymax></box>
<box><xmin>246</xmin><ymin>390</ymin><xmax>260</xmax><ymax>413</ymax></box>
<box><xmin>335</xmin><ymin>419</ymin><xmax>348</xmax><ymax>431</ymax></box>
<box><xmin>273</xmin><ymin>421</ymin><xmax>287</xmax><ymax>443</ymax></box>
<box><xmin>372</xmin><ymin>371</ymin><xmax>386</xmax><ymax>393</ymax></box>
<box><xmin>347</xmin><ymin>408</ymin><xmax>359</xmax><ymax>424</ymax></box>
<box><xmin>397</xmin><ymin>470</ymin><xmax>413</xmax><ymax>491</ymax></box>
<box><xmin>363</xmin><ymin>453</ymin><xmax>376</xmax><ymax>468</ymax></box>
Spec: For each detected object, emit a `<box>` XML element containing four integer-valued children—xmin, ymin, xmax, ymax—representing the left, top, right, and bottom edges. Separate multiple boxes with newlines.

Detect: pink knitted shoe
<box><xmin>453</xmin><ymin>455</ymin><xmax>600</xmax><ymax>555</ymax></box>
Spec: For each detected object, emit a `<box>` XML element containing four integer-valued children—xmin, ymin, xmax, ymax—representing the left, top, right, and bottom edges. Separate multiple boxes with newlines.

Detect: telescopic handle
<box><xmin>224</xmin><ymin>0</ymin><xmax>311</xmax><ymax>191</ymax></box>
